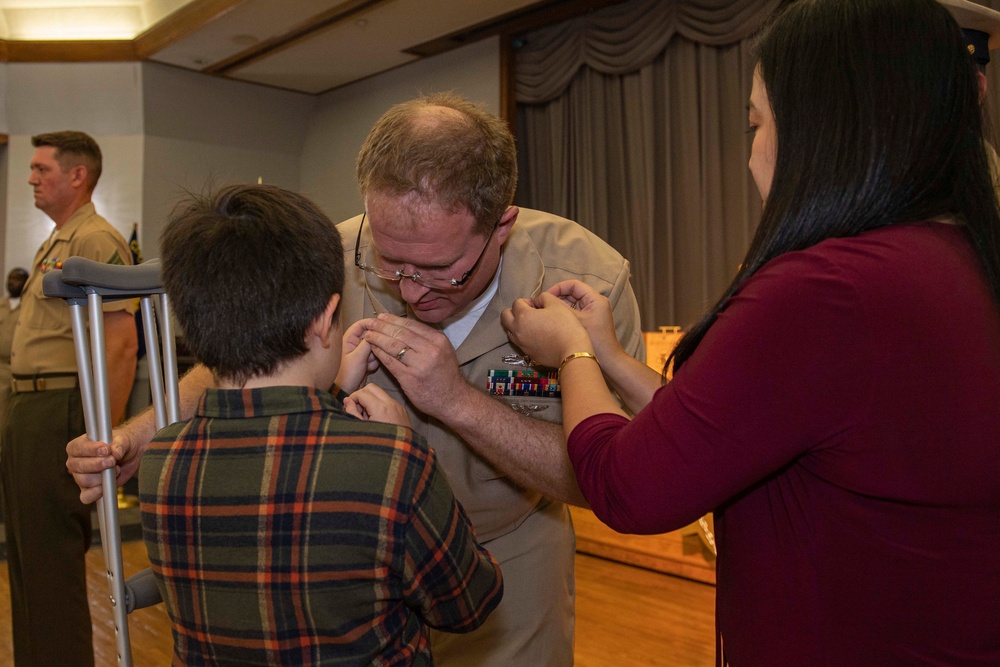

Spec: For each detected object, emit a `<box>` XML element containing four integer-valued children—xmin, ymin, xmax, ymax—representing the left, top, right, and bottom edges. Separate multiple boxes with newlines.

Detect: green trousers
<box><xmin>1</xmin><ymin>388</ymin><xmax>94</xmax><ymax>667</ymax></box>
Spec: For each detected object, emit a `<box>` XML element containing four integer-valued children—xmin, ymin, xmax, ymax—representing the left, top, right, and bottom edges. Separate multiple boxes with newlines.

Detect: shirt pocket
<box><xmin>29</xmin><ymin>293</ymin><xmax>71</xmax><ymax>331</ymax></box>
<box><xmin>498</xmin><ymin>395</ymin><xmax>563</xmax><ymax>424</ymax></box>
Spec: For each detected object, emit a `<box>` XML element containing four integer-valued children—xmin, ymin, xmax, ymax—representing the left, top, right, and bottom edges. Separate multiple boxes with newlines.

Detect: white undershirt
<box><xmin>441</xmin><ymin>254</ymin><xmax>504</xmax><ymax>350</ymax></box>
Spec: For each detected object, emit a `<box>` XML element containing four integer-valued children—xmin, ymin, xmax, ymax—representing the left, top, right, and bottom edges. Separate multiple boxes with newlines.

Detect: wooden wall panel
<box><xmin>571</xmin><ymin>506</ymin><xmax>716</xmax><ymax>585</ymax></box>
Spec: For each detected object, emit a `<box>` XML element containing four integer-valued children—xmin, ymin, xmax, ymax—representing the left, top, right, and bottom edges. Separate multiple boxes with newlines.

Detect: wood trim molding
<box><xmin>0</xmin><ymin>0</ymin><xmax>245</xmax><ymax>63</ymax></box>
<box><xmin>206</xmin><ymin>0</ymin><xmax>384</xmax><ymax>75</ymax></box>
<box><xmin>570</xmin><ymin>506</ymin><xmax>717</xmax><ymax>585</ymax></box>
<box><xmin>499</xmin><ymin>33</ymin><xmax>517</xmax><ymax>132</ymax></box>
<box><xmin>404</xmin><ymin>0</ymin><xmax>629</xmax><ymax>58</ymax></box>
<box><xmin>2</xmin><ymin>40</ymin><xmax>137</xmax><ymax>62</ymax></box>
<box><xmin>134</xmin><ymin>0</ymin><xmax>248</xmax><ymax>59</ymax></box>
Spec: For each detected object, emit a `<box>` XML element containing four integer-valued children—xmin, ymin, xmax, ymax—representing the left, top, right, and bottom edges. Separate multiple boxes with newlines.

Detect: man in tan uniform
<box><xmin>1</xmin><ymin>131</ymin><xmax>137</xmax><ymax>667</ymax></box>
<box><xmin>338</xmin><ymin>95</ymin><xmax>643</xmax><ymax>666</ymax></box>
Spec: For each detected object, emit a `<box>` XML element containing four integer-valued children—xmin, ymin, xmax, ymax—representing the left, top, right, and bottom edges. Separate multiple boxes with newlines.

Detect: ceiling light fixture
<box><xmin>0</xmin><ymin>0</ymin><xmax>199</xmax><ymax>41</ymax></box>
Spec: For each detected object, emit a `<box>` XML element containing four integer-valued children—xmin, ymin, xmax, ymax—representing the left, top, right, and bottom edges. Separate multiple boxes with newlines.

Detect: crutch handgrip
<box><xmin>41</xmin><ymin>270</ymin><xmax>86</xmax><ymax>303</ymax></box>
<box><xmin>123</xmin><ymin>567</ymin><xmax>160</xmax><ymax>613</ymax></box>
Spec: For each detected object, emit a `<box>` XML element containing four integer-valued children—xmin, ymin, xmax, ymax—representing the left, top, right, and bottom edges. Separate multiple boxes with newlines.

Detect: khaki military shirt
<box><xmin>338</xmin><ymin>207</ymin><xmax>644</xmax><ymax>667</ymax></box>
<box><xmin>11</xmin><ymin>202</ymin><xmax>135</xmax><ymax>376</ymax></box>
<box><xmin>340</xmin><ymin>207</ymin><xmax>644</xmax><ymax>540</ymax></box>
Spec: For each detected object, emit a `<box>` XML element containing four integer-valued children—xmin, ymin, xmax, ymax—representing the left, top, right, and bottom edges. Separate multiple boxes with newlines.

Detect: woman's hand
<box><xmin>501</xmin><ymin>292</ymin><xmax>593</xmax><ymax>368</ymax></box>
<box><xmin>545</xmin><ymin>280</ymin><xmax>624</xmax><ymax>361</ymax></box>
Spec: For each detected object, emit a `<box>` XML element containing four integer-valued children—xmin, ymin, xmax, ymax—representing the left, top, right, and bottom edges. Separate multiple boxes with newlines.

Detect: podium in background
<box><xmin>570</xmin><ymin>324</ymin><xmax>717</xmax><ymax>584</ymax></box>
<box><xmin>642</xmin><ymin>326</ymin><xmax>715</xmax><ymax>556</ymax></box>
<box><xmin>643</xmin><ymin>325</ymin><xmax>683</xmax><ymax>378</ymax></box>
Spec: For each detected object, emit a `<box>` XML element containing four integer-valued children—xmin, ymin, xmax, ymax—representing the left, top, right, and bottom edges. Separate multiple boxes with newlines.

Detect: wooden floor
<box><xmin>574</xmin><ymin>551</ymin><xmax>716</xmax><ymax>666</ymax></box>
<box><xmin>0</xmin><ymin>540</ymin><xmax>716</xmax><ymax>665</ymax></box>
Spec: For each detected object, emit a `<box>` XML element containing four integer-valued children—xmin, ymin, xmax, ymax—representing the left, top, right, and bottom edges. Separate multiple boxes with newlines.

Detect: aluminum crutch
<box><xmin>43</xmin><ymin>256</ymin><xmax>180</xmax><ymax>666</ymax></box>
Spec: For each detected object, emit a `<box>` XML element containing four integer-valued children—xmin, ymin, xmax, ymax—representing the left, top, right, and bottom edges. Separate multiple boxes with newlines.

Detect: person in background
<box><xmin>0</xmin><ymin>267</ymin><xmax>28</xmax><ymax>518</ymax></box>
<box><xmin>67</xmin><ymin>94</ymin><xmax>645</xmax><ymax>666</ymax></box>
<box><xmin>502</xmin><ymin>0</ymin><xmax>1000</xmax><ymax>664</ymax></box>
<box><xmin>942</xmin><ymin>0</ymin><xmax>1000</xmax><ymax>76</ymax></box>
<box><xmin>143</xmin><ymin>183</ymin><xmax>502</xmax><ymax>665</ymax></box>
<box><xmin>941</xmin><ymin>0</ymin><xmax>1000</xmax><ymax>183</ymax></box>
<box><xmin>2</xmin><ymin>131</ymin><xmax>138</xmax><ymax>667</ymax></box>
<box><xmin>0</xmin><ymin>267</ymin><xmax>28</xmax><ymax>427</ymax></box>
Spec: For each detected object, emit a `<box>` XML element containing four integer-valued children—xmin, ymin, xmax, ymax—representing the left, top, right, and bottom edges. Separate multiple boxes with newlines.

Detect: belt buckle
<box><xmin>36</xmin><ymin>377</ymin><xmax>46</xmax><ymax>391</ymax></box>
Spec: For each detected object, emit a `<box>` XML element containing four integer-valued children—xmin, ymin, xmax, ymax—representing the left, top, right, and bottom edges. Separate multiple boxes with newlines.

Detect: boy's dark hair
<box><xmin>161</xmin><ymin>184</ymin><xmax>345</xmax><ymax>386</ymax></box>
<box><xmin>31</xmin><ymin>130</ymin><xmax>103</xmax><ymax>190</ymax></box>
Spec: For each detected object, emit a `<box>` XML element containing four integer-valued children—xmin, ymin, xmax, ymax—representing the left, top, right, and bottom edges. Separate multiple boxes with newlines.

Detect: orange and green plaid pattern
<box><xmin>139</xmin><ymin>386</ymin><xmax>503</xmax><ymax>666</ymax></box>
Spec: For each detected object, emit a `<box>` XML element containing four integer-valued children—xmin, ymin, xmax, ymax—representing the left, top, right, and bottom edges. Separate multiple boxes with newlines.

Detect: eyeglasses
<box><xmin>354</xmin><ymin>211</ymin><xmax>498</xmax><ymax>290</ymax></box>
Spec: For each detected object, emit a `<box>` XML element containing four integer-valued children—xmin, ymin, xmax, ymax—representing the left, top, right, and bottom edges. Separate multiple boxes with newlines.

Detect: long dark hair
<box><xmin>670</xmin><ymin>0</ymin><xmax>1000</xmax><ymax>374</ymax></box>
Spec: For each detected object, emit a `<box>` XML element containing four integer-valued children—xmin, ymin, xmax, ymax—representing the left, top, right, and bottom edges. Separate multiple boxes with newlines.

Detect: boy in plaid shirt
<box><xmin>139</xmin><ymin>184</ymin><xmax>502</xmax><ymax>666</ymax></box>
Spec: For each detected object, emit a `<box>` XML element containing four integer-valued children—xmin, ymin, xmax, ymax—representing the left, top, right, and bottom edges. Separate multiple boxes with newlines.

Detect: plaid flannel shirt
<box><xmin>139</xmin><ymin>386</ymin><xmax>502</xmax><ymax>666</ymax></box>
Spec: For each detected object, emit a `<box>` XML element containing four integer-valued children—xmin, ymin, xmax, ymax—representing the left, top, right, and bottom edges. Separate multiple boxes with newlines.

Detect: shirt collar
<box><xmin>195</xmin><ymin>385</ymin><xmax>345</xmax><ymax>419</ymax></box>
<box><xmin>52</xmin><ymin>202</ymin><xmax>97</xmax><ymax>242</ymax></box>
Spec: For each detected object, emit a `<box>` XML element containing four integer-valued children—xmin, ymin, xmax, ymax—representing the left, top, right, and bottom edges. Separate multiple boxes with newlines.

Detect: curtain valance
<box><xmin>516</xmin><ymin>0</ymin><xmax>782</xmax><ymax>104</ymax></box>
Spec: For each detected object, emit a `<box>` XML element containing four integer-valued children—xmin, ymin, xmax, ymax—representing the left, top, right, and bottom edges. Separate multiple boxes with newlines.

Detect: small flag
<box><xmin>129</xmin><ymin>223</ymin><xmax>146</xmax><ymax>359</ymax></box>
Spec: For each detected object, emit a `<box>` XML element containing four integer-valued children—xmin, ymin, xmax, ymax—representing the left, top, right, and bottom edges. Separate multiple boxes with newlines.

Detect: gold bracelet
<box><xmin>558</xmin><ymin>352</ymin><xmax>599</xmax><ymax>374</ymax></box>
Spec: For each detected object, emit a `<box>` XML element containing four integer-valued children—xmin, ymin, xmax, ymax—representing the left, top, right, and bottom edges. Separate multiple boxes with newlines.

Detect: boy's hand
<box><xmin>344</xmin><ymin>384</ymin><xmax>411</xmax><ymax>428</ymax></box>
<box><xmin>336</xmin><ymin>319</ymin><xmax>380</xmax><ymax>392</ymax></box>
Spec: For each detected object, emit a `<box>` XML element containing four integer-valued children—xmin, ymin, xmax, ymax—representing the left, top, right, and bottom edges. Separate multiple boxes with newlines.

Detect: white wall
<box><xmin>4</xmin><ymin>62</ymin><xmax>144</xmax><ymax>273</ymax></box>
<box><xmin>140</xmin><ymin>63</ymin><xmax>317</xmax><ymax>258</ymax></box>
<box><xmin>0</xmin><ymin>38</ymin><xmax>502</xmax><ymax>267</ymax></box>
<box><xmin>299</xmin><ymin>36</ymin><xmax>501</xmax><ymax>223</ymax></box>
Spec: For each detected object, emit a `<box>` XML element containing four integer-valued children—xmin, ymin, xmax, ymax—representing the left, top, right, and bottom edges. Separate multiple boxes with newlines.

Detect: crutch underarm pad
<box><xmin>62</xmin><ymin>257</ymin><xmax>164</xmax><ymax>297</ymax></box>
